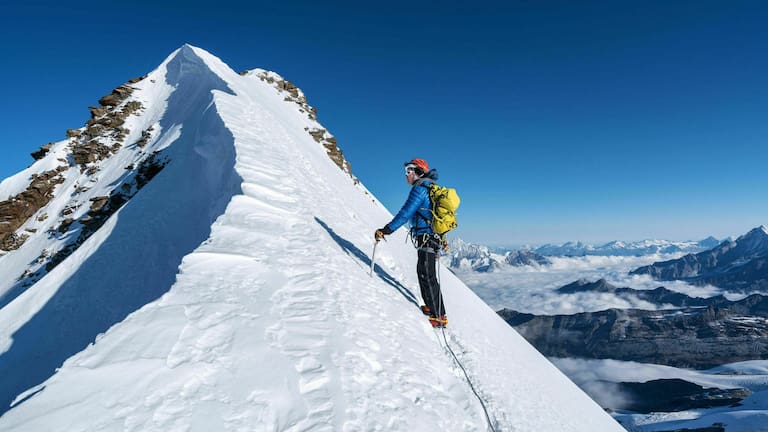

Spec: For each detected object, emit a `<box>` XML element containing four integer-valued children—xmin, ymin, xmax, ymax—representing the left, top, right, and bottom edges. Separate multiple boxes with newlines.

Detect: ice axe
<box><xmin>369</xmin><ymin>241</ymin><xmax>378</xmax><ymax>277</ymax></box>
<box><xmin>370</xmin><ymin>233</ymin><xmax>386</xmax><ymax>277</ymax></box>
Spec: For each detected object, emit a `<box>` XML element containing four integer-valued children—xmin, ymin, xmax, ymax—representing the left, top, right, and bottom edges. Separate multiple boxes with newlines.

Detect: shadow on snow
<box><xmin>0</xmin><ymin>46</ymin><xmax>242</xmax><ymax>416</ymax></box>
<box><xmin>314</xmin><ymin>217</ymin><xmax>419</xmax><ymax>308</ymax></box>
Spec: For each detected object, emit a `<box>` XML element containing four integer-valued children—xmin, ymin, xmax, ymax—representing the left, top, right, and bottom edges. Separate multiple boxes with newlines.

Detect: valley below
<box><xmin>451</xmin><ymin>229</ymin><xmax>768</xmax><ymax>431</ymax></box>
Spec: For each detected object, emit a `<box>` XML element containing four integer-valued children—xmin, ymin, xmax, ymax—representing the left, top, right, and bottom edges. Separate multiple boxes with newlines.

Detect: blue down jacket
<box><xmin>384</xmin><ymin>171</ymin><xmax>438</xmax><ymax>236</ymax></box>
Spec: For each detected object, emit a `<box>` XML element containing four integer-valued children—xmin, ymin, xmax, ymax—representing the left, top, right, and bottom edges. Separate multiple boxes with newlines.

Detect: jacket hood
<box><xmin>423</xmin><ymin>168</ymin><xmax>438</xmax><ymax>181</ymax></box>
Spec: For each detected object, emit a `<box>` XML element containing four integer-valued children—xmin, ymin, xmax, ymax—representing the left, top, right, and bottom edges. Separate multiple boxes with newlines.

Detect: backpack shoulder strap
<box><xmin>418</xmin><ymin>181</ymin><xmax>437</xmax><ymax>191</ymax></box>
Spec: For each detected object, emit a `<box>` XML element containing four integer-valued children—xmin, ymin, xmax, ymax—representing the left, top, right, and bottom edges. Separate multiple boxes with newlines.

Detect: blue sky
<box><xmin>1</xmin><ymin>1</ymin><xmax>767</xmax><ymax>245</ymax></box>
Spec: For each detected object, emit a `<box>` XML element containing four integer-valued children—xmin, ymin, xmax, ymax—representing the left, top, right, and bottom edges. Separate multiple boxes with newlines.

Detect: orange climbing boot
<box><xmin>429</xmin><ymin>315</ymin><xmax>448</xmax><ymax>328</ymax></box>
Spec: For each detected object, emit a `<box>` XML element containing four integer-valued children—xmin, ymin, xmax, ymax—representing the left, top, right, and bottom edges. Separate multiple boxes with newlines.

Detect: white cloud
<box><xmin>454</xmin><ymin>254</ymin><xmax>734</xmax><ymax>314</ymax></box>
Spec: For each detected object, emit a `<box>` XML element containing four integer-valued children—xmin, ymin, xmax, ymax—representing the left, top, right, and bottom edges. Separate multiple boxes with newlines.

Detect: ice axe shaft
<box><xmin>370</xmin><ymin>241</ymin><xmax>378</xmax><ymax>277</ymax></box>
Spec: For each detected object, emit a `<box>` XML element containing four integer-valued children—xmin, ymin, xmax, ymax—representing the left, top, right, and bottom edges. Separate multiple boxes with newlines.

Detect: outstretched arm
<box><xmin>374</xmin><ymin>186</ymin><xmax>427</xmax><ymax>240</ymax></box>
<box><xmin>385</xmin><ymin>186</ymin><xmax>427</xmax><ymax>232</ymax></box>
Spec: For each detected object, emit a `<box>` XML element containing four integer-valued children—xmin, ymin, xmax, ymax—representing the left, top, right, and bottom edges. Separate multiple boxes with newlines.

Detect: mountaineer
<box><xmin>375</xmin><ymin>158</ymin><xmax>447</xmax><ymax>328</ymax></box>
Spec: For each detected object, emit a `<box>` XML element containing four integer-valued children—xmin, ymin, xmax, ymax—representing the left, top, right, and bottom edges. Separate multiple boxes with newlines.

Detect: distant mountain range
<box><xmin>445</xmin><ymin>235</ymin><xmax>721</xmax><ymax>272</ymax></box>
<box><xmin>557</xmin><ymin>278</ymin><xmax>730</xmax><ymax>308</ymax></box>
<box><xmin>445</xmin><ymin>238</ymin><xmax>550</xmax><ymax>272</ymax></box>
<box><xmin>499</xmin><ymin>293</ymin><xmax>768</xmax><ymax>369</ymax></box>
<box><xmin>498</xmin><ymin>225</ymin><xmax>768</xmax><ymax>369</ymax></box>
<box><xmin>529</xmin><ymin>236</ymin><xmax>722</xmax><ymax>257</ymax></box>
<box><xmin>492</xmin><ymin>225</ymin><xmax>768</xmax><ymax>427</ymax></box>
<box><xmin>631</xmin><ymin>225</ymin><xmax>768</xmax><ymax>293</ymax></box>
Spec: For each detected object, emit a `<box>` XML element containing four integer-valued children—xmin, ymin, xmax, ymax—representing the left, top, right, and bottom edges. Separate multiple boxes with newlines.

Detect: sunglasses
<box><xmin>405</xmin><ymin>165</ymin><xmax>418</xmax><ymax>175</ymax></box>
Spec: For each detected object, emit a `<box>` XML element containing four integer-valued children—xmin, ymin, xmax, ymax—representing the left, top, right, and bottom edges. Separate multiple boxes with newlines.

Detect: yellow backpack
<box><xmin>427</xmin><ymin>184</ymin><xmax>460</xmax><ymax>235</ymax></box>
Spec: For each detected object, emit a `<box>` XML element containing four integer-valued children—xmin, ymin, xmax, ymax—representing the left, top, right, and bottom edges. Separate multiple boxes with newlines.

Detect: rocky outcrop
<box><xmin>8</xmin><ymin>74</ymin><xmax>155</xmax><ymax>276</ymax></box>
<box><xmin>245</xmin><ymin>69</ymin><xmax>357</xmax><ymax>182</ymax></box>
<box><xmin>631</xmin><ymin>226</ymin><xmax>768</xmax><ymax>293</ymax></box>
<box><xmin>306</xmin><ymin>127</ymin><xmax>353</xmax><ymax>178</ymax></box>
<box><xmin>557</xmin><ymin>278</ymin><xmax>730</xmax><ymax>308</ymax></box>
<box><xmin>498</xmin><ymin>294</ymin><xmax>768</xmax><ymax>369</ymax></box>
<box><xmin>89</xmin><ymin>106</ymin><xmax>108</xmax><ymax>118</ymax></box>
<box><xmin>614</xmin><ymin>378</ymin><xmax>750</xmax><ymax>413</ymax></box>
<box><xmin>504</xmin><ymin>250</ymin><xmax>551</xmax><ymax>266</ymax></box>
<box><xmin>30</xmin><ymin>143</ymin><xmax>54</xmax><ymax>161</ymax></box>
<box><xmin>135</xmin><ymin>127</ymin><xmax>153</xmax><ymax>148</ymax></box>
<box><xmin>0</xmin><ymin>233</ymin><xmax>29</xmax><ymax>251</ymax></box>
<box><xmin>625</xmin><ymin>287</ymin><xmax>730</xmax><ymax>308</ymax></box>
<box><xmin>558</xmin><ymin>278</ymin><xmax>618</xmax><ymax>294</ymax></box>
<box><xmin>71</xmin><ymin>82</ymin><xmax>145</xmax><ymax>168</ymax></box>
<box><xmin>0</xmin><ymin>166</ymin><xmax>68</xmax><ymax>250</ymax></box>
<box><xmin>72</xmin><ymin>140</ymin><xmax>114</xmax><ymax>166</ymax></box>
<box><xmin>25</xmin><ymin>153</ymin><xmax>169</xmax><ymax>284</ymax></box>
<box><xmin>445</xmin><ymin>238</ymin><xmax>550</xmax><ymax>271</ymax></box>
<box><xmin>97</xmin><ymin>83</ymin><xmax>135</xmax><ymax>107</ymax></box>
<box><xmin>248</xmin><ymin>71</ymin><xmax>319</xmax><ymax>121</ymax></box>
<box><xmin>135</xmin><ymin>152</ymin><xmax>167</xmax><ymax>189</ymax></box>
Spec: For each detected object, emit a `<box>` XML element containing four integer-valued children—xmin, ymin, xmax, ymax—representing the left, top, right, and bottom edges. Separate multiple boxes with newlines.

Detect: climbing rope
<box><xmin>440</xmin><ymin>328</ymin><xmax>497</xmax><ymax>432</ymax></box>
<box><xmin>436</xmin><ymin>253</ymin><xmax>498</xmax><ymax>432</ymax></box>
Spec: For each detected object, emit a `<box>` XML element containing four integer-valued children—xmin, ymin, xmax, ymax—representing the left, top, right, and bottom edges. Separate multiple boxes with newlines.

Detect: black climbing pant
<box><xmin>416</xmin><ymin>234</ymin><xmax>445</xmax><ymax>317</ymax></box>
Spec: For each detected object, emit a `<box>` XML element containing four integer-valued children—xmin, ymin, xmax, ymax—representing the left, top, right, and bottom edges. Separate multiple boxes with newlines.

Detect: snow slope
<box><xmin>0</xmin><ymin>45</ymin><xmax>622</xmax><ymax>431</ymax></box>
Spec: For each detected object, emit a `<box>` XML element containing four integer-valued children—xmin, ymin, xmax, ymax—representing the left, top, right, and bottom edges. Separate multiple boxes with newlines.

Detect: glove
<box><xmin>374</xmin><ymin>229</ymin><xmax>386</xmax><ymax>242</ymax></box>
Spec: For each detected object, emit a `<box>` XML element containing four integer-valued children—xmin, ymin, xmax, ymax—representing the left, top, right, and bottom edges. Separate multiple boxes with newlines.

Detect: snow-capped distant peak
<box><xmin>532</xmin><ymin>237</ymin><xmax>717</xmax><ymax>257</ymax></box>
<box><xmin>737</xmin><ymin>225</ymin><xmax>768</xmax><ymax>242</ymax></box>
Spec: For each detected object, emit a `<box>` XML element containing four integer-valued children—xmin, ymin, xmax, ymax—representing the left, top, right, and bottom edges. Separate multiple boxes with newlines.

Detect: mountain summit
<box><xmin>631</xmin><ymin>225</ymin><xmax>768</xmax><ymax>292</ymax></box>
<box><xmin>0</xmin><ymin>45</ymin><xmax>621</xmax><ymax>430</ymax></box>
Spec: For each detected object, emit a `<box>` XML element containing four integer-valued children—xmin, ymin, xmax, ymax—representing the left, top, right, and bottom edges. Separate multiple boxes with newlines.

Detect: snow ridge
<box><xmin>0</xmin><ymin>45</ymin><xmax>623</xmax><ymax>431</ymax></box>
<box><xmin>0</xmin><ymin>44</ymin><xmax>242</xmax><ymax>417</ymax></box>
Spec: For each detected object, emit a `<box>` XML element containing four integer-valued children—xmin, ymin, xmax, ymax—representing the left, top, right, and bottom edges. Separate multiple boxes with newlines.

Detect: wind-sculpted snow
<box><xmin>0</xmin><ymin>46</ymin><xmax>622</xmax><ymax>431</ymax></box>
<box><xmin>0</xmin><ymin>45</ymin><xmax>241</xmax><ymax>417</ymax></box>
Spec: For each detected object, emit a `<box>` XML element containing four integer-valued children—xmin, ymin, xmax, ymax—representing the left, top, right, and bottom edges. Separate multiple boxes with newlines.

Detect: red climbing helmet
<box><xmin>404</xmin><ymin>158</ymin><xmax>429</xmax><ymax>174</ymax></box>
